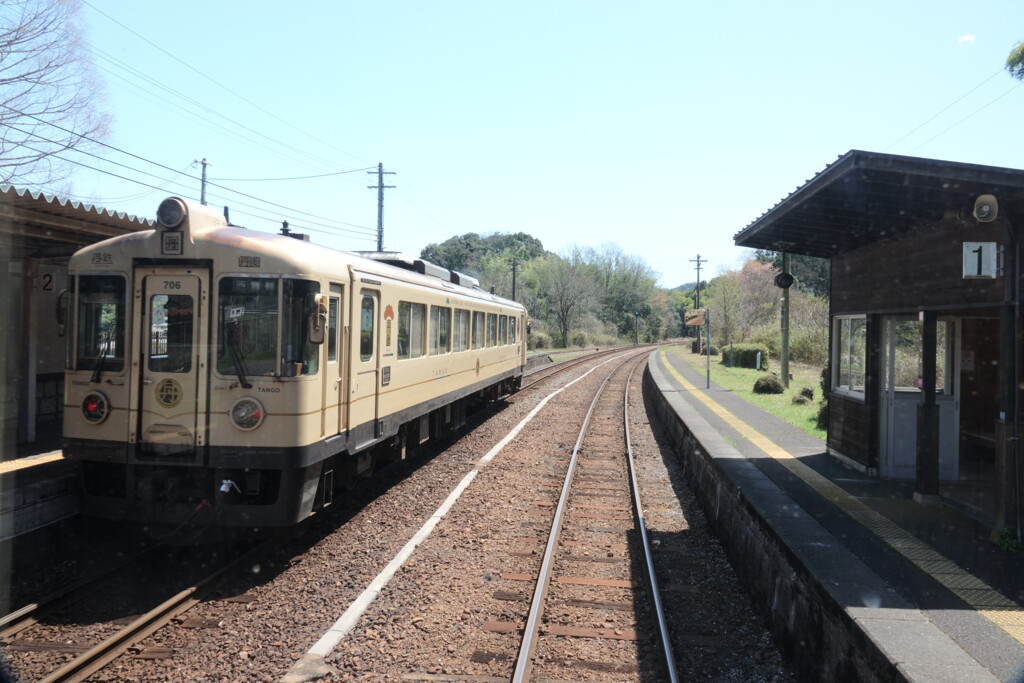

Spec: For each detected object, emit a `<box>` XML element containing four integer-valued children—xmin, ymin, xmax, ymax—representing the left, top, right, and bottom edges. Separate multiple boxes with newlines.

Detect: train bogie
<box><xmin>62</xmin><ymin>197</ymin><xmax>526</xmax><ymax>531</ymax></box>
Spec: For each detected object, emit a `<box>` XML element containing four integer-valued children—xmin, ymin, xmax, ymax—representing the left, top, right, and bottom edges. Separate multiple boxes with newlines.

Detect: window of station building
<box><xmin>282</xmin><ymin>279</ymin><xmax>320</xmax><ymax>376</ymax></box>
<box><xmin>832</xmin><ymin>315</ymin><xmax>867</xmax><ymax>397</ymax></box>
<box><xmin>360</xmin><ymin>294</ymin><xmax>375</xmax><ymax>361</ymax></box>
<box><xmin>487</xmin><ymin>313</ymin><xmax>497</xmax><ymax>347</ymax></box>
<box><xmin>398</xmin><ymin>301</ymin><xmax>426</xmax><ymax>359</ymax></box>
<box><xmin>471</xmin><ymin>311</ymin><xmax>484</xmax><ymax>349</ymax></box>
<box><xmin>75</xmin><ymin>274</ymin><xmax>127</xmax><ymax>372</ymax></box>
<box><xmin>217</xmin><ymin>277</ymin><xmax>278</xmax><ymax>376</ymax></box>
<box><xmin>499</xmin><ymin>315</ymin><xmax>508</xmax><ymax>345</ymax></box>
<box><xmin>453</xmin><ymin>308</ymin><xmax>470</xmax><ymax>352</ymax></box>
<box><xmin>430</xmin><ymin>305</ymin><xmax>451</xmax><ymax>355</ymax></box>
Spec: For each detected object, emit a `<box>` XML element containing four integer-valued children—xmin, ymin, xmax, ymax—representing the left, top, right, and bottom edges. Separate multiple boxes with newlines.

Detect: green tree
<box><xmin>1007</xmin><ymin>41</ymin><xmax>1024</xmax><ymax>80</ymax></box>
<box><xmin>753</xmin><ymin>249</ymin><xmax>830</xmax><ymax>298</ymax></box>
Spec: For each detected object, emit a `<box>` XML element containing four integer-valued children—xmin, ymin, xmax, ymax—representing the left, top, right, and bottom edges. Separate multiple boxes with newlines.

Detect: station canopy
<box><xmin>734</xmin><ymin>150</ymin><xmax>1024</xmax><ymax>259</ymax></box>
<box><xmin>0</xmin><ymin>185</ymin><xmax>152</xmax><ymax>259</ymax></box>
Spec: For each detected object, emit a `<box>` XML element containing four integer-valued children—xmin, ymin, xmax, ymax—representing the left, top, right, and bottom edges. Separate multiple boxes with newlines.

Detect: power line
<box><xmin>5</xmin><ymin>106</ymin><xmax>379</xmax><ymax>238</ymax></box>
<box><xmin>211</xmin><ymin>167</ymin><xmax>376</xmax><ymax>182</ymax></box>
<box><xmin>83</xmin><ymin>1</ymin><xmax>374</xmax><ymax>167</ymax></box>
<box><xmin>908</xmin><ymin>81</ymin><xmax>1023</xmax><ymax>153</ymax></box>
<box><xmin>884</xmin><ymin>69</ymin><xmax>1006</xmax><ymax>152</ymax></box>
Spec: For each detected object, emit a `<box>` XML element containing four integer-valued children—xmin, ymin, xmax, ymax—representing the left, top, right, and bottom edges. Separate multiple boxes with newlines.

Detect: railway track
<box><xmin>479</xmin><ymin>350</ymin><xmax>677</xmax><ymax>681</ymax></box>
<box><xmin>0</xmin><ymin>540</ymin><xmax>277</xmax><ymax>682</ymax></box>
<box><xmin>522</xmin><ymin>346</ymin><xmax>652</xmax><ymax>391</ymax></box>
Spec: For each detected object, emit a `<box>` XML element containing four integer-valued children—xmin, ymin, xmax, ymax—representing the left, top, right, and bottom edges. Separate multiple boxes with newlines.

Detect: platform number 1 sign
<box><xmin>962</xmin><ymin>242</ymin><xmax>997</xmax><ymax>279</ymax></box>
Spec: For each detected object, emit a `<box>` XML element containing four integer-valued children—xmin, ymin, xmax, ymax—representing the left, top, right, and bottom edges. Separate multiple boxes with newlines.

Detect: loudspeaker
<box><xmin>974</xmin><ymin>194</ymin><xmax>998</xmax><ymax>223</ymax></box>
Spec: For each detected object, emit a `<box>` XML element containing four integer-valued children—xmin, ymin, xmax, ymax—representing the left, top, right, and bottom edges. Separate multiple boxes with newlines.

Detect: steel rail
<box><xmin>623</xmin><ymin>355</ymin><xmax>680</xmax><ymax>683</ymax></box>
<box><xmin>36</xmin><ymin>539</ymin><xmax>278</xmax><ymax>683</ymax></box>
<box><xmin>510</xmin><ymin>352</ymin><xmax>636</xmax><ymax>683</ymax></box>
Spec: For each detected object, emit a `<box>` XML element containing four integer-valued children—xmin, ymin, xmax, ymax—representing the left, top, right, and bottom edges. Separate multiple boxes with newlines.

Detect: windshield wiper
<box><xmin>225</xmin><ymin>320</ymin><xmax>252</xmax><ymax>389</ymax></box>
<box><xmin>90</xmin><ymin>330</ymin><xmax>112</xmax><ymax>384</ymax></box>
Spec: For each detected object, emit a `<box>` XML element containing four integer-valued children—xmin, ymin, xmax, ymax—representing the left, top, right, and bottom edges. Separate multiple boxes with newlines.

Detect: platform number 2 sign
<box><xmin>962</xmin><ymin>242</ymin><xmax>997</xmax><ymax>279</ymax></box>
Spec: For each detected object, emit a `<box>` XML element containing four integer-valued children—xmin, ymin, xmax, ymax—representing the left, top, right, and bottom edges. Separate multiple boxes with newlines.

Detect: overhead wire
<box><xmin>5</xmin><ymin>104</ymin><xmax>379</xmax><ymax>238</ymax></box>
<box><xmin>82</xmin><ymin>0</ymin><xmax>375</xmax><ymax>168</ymax></box>
<box><xmin>908</xmin><ymin>81</ymin><xmax>1024</xmax><ymax>154</ymax></box>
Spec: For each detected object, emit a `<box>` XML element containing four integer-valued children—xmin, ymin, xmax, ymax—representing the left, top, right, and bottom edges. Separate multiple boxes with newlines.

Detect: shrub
<box><xmin>792</xmin><ymin>395</ymin><xmax>811</xmax><ymax>405</ymax></box>
<box><xmin>753</xmin><ymin>375</ymin><xmax>784</xmax><ymax>394</ymax></box>
<box><xmin>721</xmin><ymin>343</ymin><xmax>770</xmax><ymax>370</ymax></box>
<box><xmin>816</xmin><ymin>401</ymin><xmax>829</xmax><ymax>431</ymax></box>
<box><xmin>690</xmin><ymin>339</ymin><xmax>718</xmax><ymax>355</ymax></box>
<box><xmin>570</xmin><ymin>331</ymin><xmax>588</xmax><ymax>348</ymax></box>
<box><xmin>799</xmin><ymin>386</ymin><xmax>814</xmax><ymax>400</ymax></box>
<box><xmin>529</xmin><ymin>332</ymin><xmax>551</xmax><ymax>350</ymax></box>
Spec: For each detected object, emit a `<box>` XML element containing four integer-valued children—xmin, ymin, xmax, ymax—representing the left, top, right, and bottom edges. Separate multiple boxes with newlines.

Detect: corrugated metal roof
<box><xmin>733</xmin><ymin>150</ymin><xmax>1024</xmax><ymax>258</ymax></box>
<box><xmin>0</xmin><ymin>184</ymin><xmax>153</xmax><ymax>259</ymax></box>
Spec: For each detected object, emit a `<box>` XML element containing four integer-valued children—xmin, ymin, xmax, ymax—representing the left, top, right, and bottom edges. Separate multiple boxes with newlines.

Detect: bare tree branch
<box><xmin>0</xmin><ymin>0</ymin><xmax>109</xmax><ymax>187</ymax></box>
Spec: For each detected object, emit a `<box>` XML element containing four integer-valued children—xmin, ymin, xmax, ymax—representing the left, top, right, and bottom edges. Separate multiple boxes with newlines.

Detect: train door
<box><xmin>323</xmin><ymin>283</ymin><xmax>344</xmax><ymax>436</ymax></box>
<box><xmin>133</xmin><ymin>269</ymin><xmax>209</xmax><ymax>458</ymax></box>
<box><xmin>349</xmin><ymin>288</ymin><xmax>381</xmax><ymax>448</ymax></box>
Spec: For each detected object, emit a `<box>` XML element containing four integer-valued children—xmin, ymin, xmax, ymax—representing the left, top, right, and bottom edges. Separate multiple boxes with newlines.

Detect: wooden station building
<box><xmin>734</xmin><ymin>150</ymin><xmax>1024</xmax><ymax>539</ymax></box>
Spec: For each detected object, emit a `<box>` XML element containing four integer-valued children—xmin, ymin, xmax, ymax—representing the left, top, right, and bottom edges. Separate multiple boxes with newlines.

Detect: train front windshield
<box><xmin>74</xmin><ymin>275</ymin><xmax>127</xmax><ymax>373</ymax></box>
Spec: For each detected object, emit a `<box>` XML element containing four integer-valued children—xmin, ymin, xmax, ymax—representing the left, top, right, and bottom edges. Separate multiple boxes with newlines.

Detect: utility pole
<box><xmin>197</xmin><ymin>158</ymin><xmax>211</xmax><ymax>205</ymax></box>
<box><xmin>690</xmin><ymin>254</ymin><xmax>707</xmax><ymax>350</ymax></box>
<box><xmin>511</xmin><ymin>258</ymin><xmax>518</xmax><ymax>301</ymax></box>
<box><xmin>690</xmin><ymin>254</ymin><xmax>707</xmax><ymax>309</ymax></box>
<box><xmin>367</xmin><ymin>163</ymin><xmax>395</xmax><ymax>252</ymax></box>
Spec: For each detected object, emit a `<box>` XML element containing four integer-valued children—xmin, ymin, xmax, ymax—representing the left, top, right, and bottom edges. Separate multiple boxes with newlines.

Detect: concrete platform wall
<box><xmin>643</xmin><ymin>357</ymin><xmax>996</xmax><ymax>683</ymax></box>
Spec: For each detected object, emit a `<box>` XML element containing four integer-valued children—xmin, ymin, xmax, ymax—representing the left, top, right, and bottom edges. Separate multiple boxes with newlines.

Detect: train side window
<box><xmin>75</xmin><ymin>274</ymin><xmax>127</xmax><ymax>372</ymax></box>
<box><xmin>454</xmin><ymin>309</ymin><xmax>469</xmax><ymax>352</ymax></box>
<box><xmin>499</xmin><ymin>315</ymin><xmax>508</xmax><ymax>345</ymax></box>
<box><xmin>283</xmin><ymin>279</ymin><xmax>320</xmax><ymax>375</ymax></box>
<box><xmin>509</xmin><ymin>317</ymin><xmax>516</xmax><ymax>343</ymax></box>
<box><xmin>360</xmin><ymin>295</ymin><xmax>375</xmax><ymax>361</ymax></box>
<box><xmin>472</xmin><ymin>311</ymin><xmax>484</xmax><ymax>349</ymax></box>
<box><xmin>430</xmin><ymin>305</ymin><xmax>451</xmax><ymax>355</ymax></box>
<box><xmin>487</xmin><ymin>313</ymin><xmax>497</xmax><ymax>348</ymax></box>
<box><xmin>327</xmin><ymin>297</ymin><xmax>339</xmax><ymax>362</ymax></box>
<box><xmin>398</xmin><ymin>301</ymin><xmax>426</xmax><ymax>359</ymax></box>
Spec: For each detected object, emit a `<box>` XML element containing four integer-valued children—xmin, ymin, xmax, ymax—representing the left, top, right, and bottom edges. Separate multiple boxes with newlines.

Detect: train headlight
<box><xmin>230</xmin><ymin>397</ymin><xmax>265</xmax><ymax>430</ymax></box>
<box><xmin>82</xmin><ymin>392</ymin><xmax>110</xmax><ymax>424</ymax></box>
<box><xmin>157</xmin><ymin>197</ymin><xmax>186</xmax><ymax>228</ymax></box>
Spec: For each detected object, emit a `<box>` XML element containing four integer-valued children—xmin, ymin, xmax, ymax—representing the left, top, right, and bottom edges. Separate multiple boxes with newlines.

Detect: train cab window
<box><xmin>454</xmin><ymin>309</ymin><xmax>470</xmax><ymax>352</ymax></box>
<box><xmin>499</xmin><ymin>315</ymin><xmax>508</xmax><ymax>345</ymax></box>
<box><xmin>487</xmin><ymin>313</ymin><xmax>497</xmax><ymax>348</ymax></box>
<box><xmin>471</xmin><ymin>311</ymin><xmax>484</xmax><ymax>349</ymax></box>
<box><xmin>148</xmin><ymin>294</ymin><xmax>193</xmax><ymax>373</ymax></box>
<box><xmin>398</xmin><ymin>301</ymin><xmax>426</xmax><ymax>359</ymax></box>
<box><xmin>282</xmin><ymin>279</ymin><xmax>320</xmax><ymax>376</ymax></box>
<box><xmin>360</xmin><ymin>295</ymin><xmax>375</xmax><ymax>361</ymax></box>
<box><xmin>430</xmin><ymin>305</ymin><xmax>451</xmax><ymax>355</ymax></box>
<box><xmin>75</xmin><ymin>274</ymin><xmax>126</xmax><ymax>372</ymax></box>
<box><xmin>217</xmin><ymin>277</ymin><xmax>278</xmax><ymax>376</ymax></box>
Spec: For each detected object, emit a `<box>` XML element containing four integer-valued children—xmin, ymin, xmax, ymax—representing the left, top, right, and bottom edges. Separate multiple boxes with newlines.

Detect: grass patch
<box><xmin>668</xmin><ymin>345</ymin><xmax>827</xmax><ymax>441</ymax></box>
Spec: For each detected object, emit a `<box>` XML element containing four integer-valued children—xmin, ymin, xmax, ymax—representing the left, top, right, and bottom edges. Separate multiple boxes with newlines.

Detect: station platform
<box><xmin>647</xmin><ymin>346</ymin><xmax>1024</xmax><ymax>682</ymax></box>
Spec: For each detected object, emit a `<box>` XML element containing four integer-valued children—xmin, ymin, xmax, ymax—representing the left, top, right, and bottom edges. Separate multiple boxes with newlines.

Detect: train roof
<box><xmin>69</xmin><ymin>197</ymin><xmax>523</xmax><ymax>311</ymax></box>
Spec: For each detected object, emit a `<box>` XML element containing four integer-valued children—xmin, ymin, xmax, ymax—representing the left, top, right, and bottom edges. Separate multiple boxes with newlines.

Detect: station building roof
<box><xmin>733</xmin><ymin>150</ymin><xmax>1024</xmax><ymax>259</ymax></box>
<box><xmin>0</xmin><ymin>184</ymin><xmax>152</xmax><ymax>259</ymax></box>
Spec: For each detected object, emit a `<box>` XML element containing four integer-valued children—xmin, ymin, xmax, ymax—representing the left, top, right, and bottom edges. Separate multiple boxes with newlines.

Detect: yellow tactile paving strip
<box><xmin>658</xmin><ymin>348</ymin><xmax>1024</xmax><ymax>646</ymax></box>
<box><xmin>0</xmin><ymin>451</ymin><xmax>65</xmax><ymax>474</ymax></box>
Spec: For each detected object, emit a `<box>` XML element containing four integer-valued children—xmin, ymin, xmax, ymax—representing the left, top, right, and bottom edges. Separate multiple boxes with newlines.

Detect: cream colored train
<box><xmin>63</xmin><ymin>197</ymin><xmax>526</xmax><ymax>529</ymax></box>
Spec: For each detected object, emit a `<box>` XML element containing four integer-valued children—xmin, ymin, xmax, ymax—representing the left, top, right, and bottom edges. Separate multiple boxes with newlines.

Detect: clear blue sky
<box><xmin>60</xmin><ymin>1</ymin><xmax>1024</xmax><ymax>287</ymax></box>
